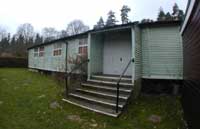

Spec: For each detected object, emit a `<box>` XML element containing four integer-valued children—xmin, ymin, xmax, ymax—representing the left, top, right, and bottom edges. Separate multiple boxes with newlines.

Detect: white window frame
<box><xmin>39</xmin><ymin>46</ymin><xmax>45</xmax><ymax>57</ymax></box>
<box><xmin>53</xmin><ymin>43</ymin><xmax>62</xmax><ymax>56</ymax></box>
<box><xmin>78</xmin><ymin>39</ymin><xmax>88</xmax><ymax>56</ymax></box>
<box><xmin>34</xmin><ymin>48</ymin><xmax>39</xmax><ymax>57</ymax></box>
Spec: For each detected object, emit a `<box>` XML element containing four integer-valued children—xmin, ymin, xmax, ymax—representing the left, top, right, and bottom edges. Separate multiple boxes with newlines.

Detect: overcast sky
<box><xmin>0</xmin><ymin>0</ymin><xmax>188</xmax><ymax>34</ymax></box>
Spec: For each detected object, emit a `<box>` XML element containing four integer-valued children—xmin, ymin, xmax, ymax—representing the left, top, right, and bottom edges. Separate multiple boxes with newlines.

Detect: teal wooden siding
<box><xmin>134</xmin><ymin>25</ymin><xmax>142</xmax><ymax>80</ymax></box>
<box><xmin>89</xmin><ymin>33</ymin><xmax>104</xmax><ymax>75</ymax></box>
<box><xmin>141</xmin><ymin>25</ymin><xmax>183</xmax><ymax>79</ymax></box>
<box><xmin>66</xmin><ymin>37</ymin><xmax>88</xmax><ymax>72</ymax></box>
<box><xmin>28</xmin><ymin>42</ymin><xmax>67</xmax><ymax>72</ymax></box>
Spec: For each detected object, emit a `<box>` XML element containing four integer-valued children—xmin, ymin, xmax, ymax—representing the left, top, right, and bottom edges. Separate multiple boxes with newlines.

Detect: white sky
<box><xmin>0</xmin><ymin>0</ymin><xmax>188</xmax><ymax>34</ymax></box>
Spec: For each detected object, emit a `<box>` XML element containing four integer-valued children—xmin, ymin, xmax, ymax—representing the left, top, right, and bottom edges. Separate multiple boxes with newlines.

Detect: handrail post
<box><xmin>115</xmin><ymin>59</ymin><xmax>132</xmax><ymax>113</ymax></box>
<box><xmin>65</xmin><ymin>59</ymin><xmax>89</xmax><ymax>98</ymax></box>
<box><xmin>65</xmin><ymin>73</ymin><xmax>68</xmax><ymax>97</ymax></box>
<box><xmin>116</xmin><ymin>83</ymin><xmax>120</xmax><ymax>113</ymax></box>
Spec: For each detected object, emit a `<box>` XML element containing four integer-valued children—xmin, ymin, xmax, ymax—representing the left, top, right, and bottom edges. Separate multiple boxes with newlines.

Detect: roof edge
<box><xmin>180</xmin><ymin>0</ymin><xmax>196</xmax><ymax>35</ymax></box>
<box><xmin>27</xmin><ymin>22</ymin><xmax>139</xmax><ymax>50</ymax></box>
<box><xmin>139</xmin><ymin>20</ymin><xmax>182</xmax><ymax>27</ymax></box>
<box><xmin>27</xmin><ymin>31</ymin><xmax>89</xmax><ymax>50</ymax></box>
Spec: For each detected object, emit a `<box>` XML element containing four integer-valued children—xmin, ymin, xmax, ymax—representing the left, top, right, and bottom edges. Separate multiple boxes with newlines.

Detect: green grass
<box><xmin>0</xmin><ymin>68</ymin><xmax>186</xmax><ymax>129</ymax></box>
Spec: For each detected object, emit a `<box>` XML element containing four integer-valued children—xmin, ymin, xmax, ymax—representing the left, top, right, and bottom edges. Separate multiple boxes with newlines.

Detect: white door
<box><xmin>103</xmin><ymin>34</ymin><xmax>132</xmax><ymax>75</ymax></box>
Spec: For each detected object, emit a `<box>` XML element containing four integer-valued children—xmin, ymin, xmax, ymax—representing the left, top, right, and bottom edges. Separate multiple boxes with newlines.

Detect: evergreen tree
<box><xmin>157</xmin><ymin>7</ymin><xmax>166</xmax><ymax>21</ymax></box>
<box><xmin>10</xmin><ymin>36</ymin><xmax>16</xmax><ymax>55</ymax></box>
<box><xmin>93</xmin><ymin>17</ymin><xmax>105</xmax><ymax>29</ymax></box>
<box><xmin>178</xmin><ymin>10</ymin><xmax>184</xmax><ymax>21</ymax></box>
<box><xmin>165</xmin><ymin>12</ymin><xmax>172</xmax><ymax>21</ymax></box>
<box><xmin>15</xmin><ymin>34</ymin><xmax>25</xmax><ymax>57</ymax></box>
<box><xmin>0</xmin><ymin>33</ymin><xmax>10</xmax><ymax>54</ymax></box>
<box><xmin>172</xmin><ymin>3</ymin><xmax>185</xmax><ymax>20</ymax></box>
<box><xmin>141</xmin><ymin>19</ymin><xmax>154</xmax><ymax>23</ymax></box>
<box><xmin>172</xmin><ymin>3</ymin><xmax>179</xmax><ymax>16</ymax></box>
<box><xmin>106</xmin><ymin>10</ymin><xmax>117</xmax><ymax>26</ymax></box>
<box><xmin>35</xmin><ymin>33</ymin><xmax>43</xmax><ymax>44</ymax></box>
<box><xmin>121</xmin><ymin>5</ymin><xmax>131</xmax><ymax>24</ymax></box>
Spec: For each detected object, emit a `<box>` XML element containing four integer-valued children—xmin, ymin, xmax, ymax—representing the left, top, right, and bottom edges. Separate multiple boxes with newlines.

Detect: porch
<box><xmin>88</xmin><ymin>27</ymin><xmax>135</xmax><ymax>83</ymax></box>
<box><xmin>63</xmin><ymin>26</ymin><xmax>137</xmax><ymax>117</ymax></box>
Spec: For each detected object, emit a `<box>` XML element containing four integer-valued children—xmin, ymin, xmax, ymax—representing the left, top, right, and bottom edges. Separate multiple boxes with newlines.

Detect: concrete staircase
<box><xmin>62</xmin><ymin>75</ymin><xmax>133</xmax><ymax>117</ymax></box>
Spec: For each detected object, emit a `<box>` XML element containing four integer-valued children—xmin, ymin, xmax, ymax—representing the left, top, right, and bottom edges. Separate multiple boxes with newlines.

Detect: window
<box><xmin>34</xmin><ymin>48</ymin><xmax>39</xmax><ymax>57</ymax></box>
<box><xmin>53</xmin><ymin>43</ymin><xmax>62</xmax><ymax>56</ymax></box>
<box><xmin>39</xmin><ymin>46</ymin><xmax>44</xmax><ymax>57</ymax></box>
<box><xmin>78</xmin><ymin>39</ymin><xmax>88</xmax><ymax>56</ymax></box>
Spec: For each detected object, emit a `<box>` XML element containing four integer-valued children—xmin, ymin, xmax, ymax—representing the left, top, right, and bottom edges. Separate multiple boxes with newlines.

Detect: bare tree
<box><xmin>66</xmin><ymin>20</ymin><xmax>89</xmax><ymax>36</ymax></box>
<box><xmin>42</xmin><ymin>27</ymin><xmax>59</xmax><ymax>42</ymax></box>
<box><xmin>0</xmin><ymin>26</ymin><xmax>8</xmax><ymax>41</ymax></box>
<box><xmin>16</xmin><ymin>23</ymin><xmax>35</xmax><ymax>43</ymax></box>
<box><xmin>59</xmin><ymin>30</ymin><xmax>68</xmax><ymax>38</ymax></box>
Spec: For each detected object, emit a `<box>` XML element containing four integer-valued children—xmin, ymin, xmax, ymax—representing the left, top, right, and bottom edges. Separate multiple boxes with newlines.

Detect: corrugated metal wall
<box><xmin>141</xmin><ymin>25</ymin><xmax>183</xmax><ymax>79</ymax></box>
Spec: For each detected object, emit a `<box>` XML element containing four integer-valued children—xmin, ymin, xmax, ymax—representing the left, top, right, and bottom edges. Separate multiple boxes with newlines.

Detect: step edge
<box><xmin>76</xmin><ymin>88</ymin><xmax>128</xmax><ymax>100</ymax></box>
<box><xmin>88</xmin><ymin>79</ymin><xmax>133</xmax><ymax>86</ymax></box>
<box><xmin>92</xmin><ymin>75</ymin><xmax>132</xmax><ymax>81</ymax></box>
<box><xmin>69</xmin><ymin>93</ymin><xmax>124</xmax><ymax>108</ymax></box>
<box><xmin>62</xmin><ymin>98</ymin><xmax>120</xmax><ymax>117</ymax></box>
<box><xmin>82</xmin><ymin>83</ymin><xmax>132</xmax><ymax>92</ymax></box>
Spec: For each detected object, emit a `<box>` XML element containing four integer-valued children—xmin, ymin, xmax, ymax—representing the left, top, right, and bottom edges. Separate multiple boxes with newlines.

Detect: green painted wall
<box><xmin>66</xmin><ymin>37</ymin><xmax>88</xmax><ymax>72</ymax></box>
<box><xmin>28</xmin><ymin>42</ymin><xmax>67</xmax><ymax>72</ymax></box>
<box><xmin>89</xmin><ymin>33</ymin><xmax>104</xmax><ymax>75</ymax></box>
<box><xmin>141</xmin><ymin>25</ymin><xmax>183</xmax><ymax>79</ymax></box>
<box><xmin>134</xmin><ymin>26</ymin><xmax>142</xmax><ymax>80</ymax></box>
<box><xmin>28</xmin><ymin>37</ymin><xmax>88</xmax><ymax>73</ymax></box>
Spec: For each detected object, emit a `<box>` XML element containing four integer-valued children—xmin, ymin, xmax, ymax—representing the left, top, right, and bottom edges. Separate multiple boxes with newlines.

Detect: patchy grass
<box><xmin>0</xmin><ymin>68</ymin><xmax>186</xmax><ymax>129</ymax></box>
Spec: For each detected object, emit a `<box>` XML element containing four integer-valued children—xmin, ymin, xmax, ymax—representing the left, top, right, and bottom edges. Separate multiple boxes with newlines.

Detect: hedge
<box><xmin>0</xmin><ymin>57</ymin><xmax>28</xmax><ymax>68</ymax></box>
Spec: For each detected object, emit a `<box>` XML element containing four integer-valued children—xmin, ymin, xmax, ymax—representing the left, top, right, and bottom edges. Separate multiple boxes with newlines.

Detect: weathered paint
<box><xmin>134</xmin><ymin>25</ymin><xmax>142</xmax><ymax>80</ymax></box>
<box><xmin>87</xmin><ymin>33</ymin><xmax>91</xmax><ymax>80</ymax></box>
<box><xmin>28</xmin><ymin>37</ymin><xmax>88</xmax><ymax>73</ymax></box>
<box><xmin>89</xmin><ymin>33</ymin><xmax>104</xmax><ymax>75</ymax></box>
<box><xmin>66</xmin><ymin>37</ymin><xmax>88</xmax><ymax>72</ymax></box>
<box><xmin>28</xmin><ymin>22</ymin><xmax>183</xmax><ymax>81</ymax></box>
<box><xmin>141</xmin><ymin>25</ymin><xmax>183</xmax><ymax>79</ymax></box>
<box><xmin>103</xmin><ymin>30</ymin><xmax>132</xmax><ymax>75</ymax></box>
<box><xmin>28</xmin><ymin>41</ymin><xmax>67</xmax><ymax>72</ymax></box>
<box><xmin>132</xmin><ymin>25</ymin><xmax>142</xmax><ymax>97</ymax></box>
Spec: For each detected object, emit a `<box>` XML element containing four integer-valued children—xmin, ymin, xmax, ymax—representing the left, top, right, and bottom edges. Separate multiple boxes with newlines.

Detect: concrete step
<box><xmin>62</xmin><ymin>98</ymin><xmax>121</xmax><ymax>117</ymax></box>
<box><xmin>69</xmin><ymin>92</ymin><xmax>124</xmax><ymax>110</ymax></box>
<box><xmin>76</xmin><ymin>88</ymin><xmax>129</xmax><ymax>101</ymax></box>
<box><xmin>88</xmin><ymin>79</ymin><xmax>133</xmax><ymax>87</ymax></box>
<box><xmin>91</xmin><ymin>75</ymin><xmax>132</xmax><ymax>83</ymax></box>
<box><xmin>81</xmin><ymin>83</ymin><xmax>132</xmax><ymax>94</ymax></box>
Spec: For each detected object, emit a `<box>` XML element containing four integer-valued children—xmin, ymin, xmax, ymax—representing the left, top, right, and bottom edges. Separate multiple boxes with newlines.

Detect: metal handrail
<box><xmin>116</xmin><ymin>58</ymin><xmax>134</xmax><ymax>113</ymax></box>
<box><xmin>65</xmin><ymin>59</ymin><xmax>90</xmax><ymax>96</ymax></box>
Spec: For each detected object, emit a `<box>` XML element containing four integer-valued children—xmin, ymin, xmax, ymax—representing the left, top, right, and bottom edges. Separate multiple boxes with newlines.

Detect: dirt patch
<box><xmin>148</xmin><ymin>114</ymin><xmax>162</xmax><ymax>124</ymax></box>
<box><xmin>67</xmin><ymin>115</ymin><xmax>82</xmax><ymax>123</ymax></box>
<box><xmin>50</xmin><ymin>101</ymin><xmax>61</xmax><ymax>109</ymax></box>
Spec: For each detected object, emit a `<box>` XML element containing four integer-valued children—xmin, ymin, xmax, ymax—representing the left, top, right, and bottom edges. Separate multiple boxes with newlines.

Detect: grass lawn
<box><xmin>0</xmin><ymin>68</ymin><xmax>186</xmax><ymax>129</ymax></box>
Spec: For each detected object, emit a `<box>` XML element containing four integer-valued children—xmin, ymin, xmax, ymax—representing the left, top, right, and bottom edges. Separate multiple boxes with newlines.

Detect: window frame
<box><xmin>78</xmin><ymin>39</ymin><xmax>88</xmax><ymax>56</ymax></box>
<box><xmin>39</xmin><ymin>46</ymin><xmax>45</xmax><ymax>57</ymax></box>
<box><xmin>53</xmin><ymin>43</ymin><xmax>62</xmax><ymax>56</ymax></box>
<box><xmin>34</xmin><ymin>48</ymin><xmax>39</xmax><ymax>57</ymax></box>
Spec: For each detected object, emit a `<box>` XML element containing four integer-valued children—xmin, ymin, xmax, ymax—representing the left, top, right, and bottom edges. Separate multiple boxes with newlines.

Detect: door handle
<box><xmin>120</xmin><ymin>58</ymin><xmax>122</xmax><ymax>62</ymax></box>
